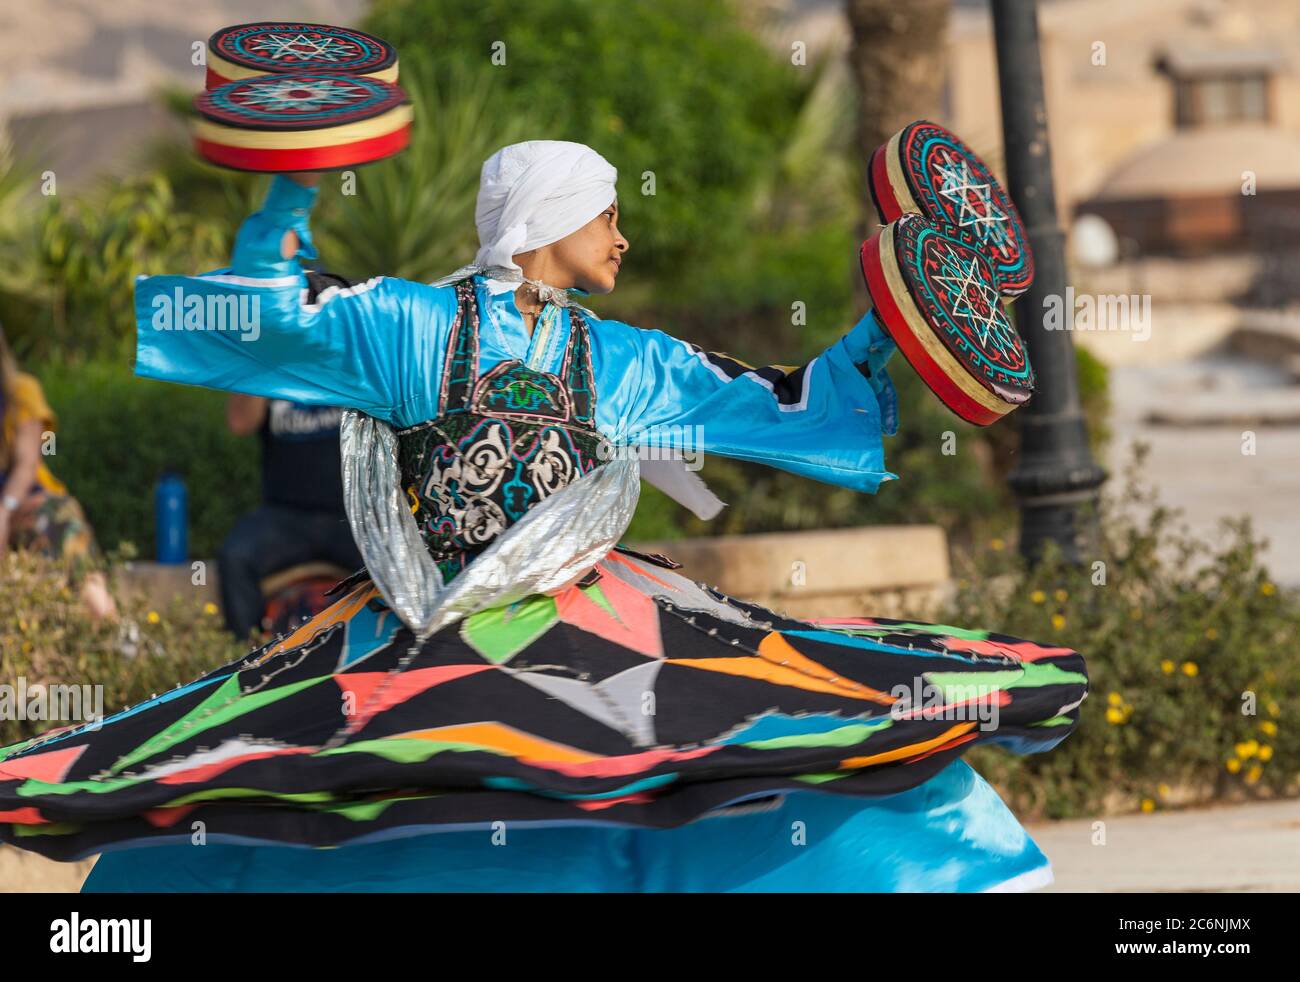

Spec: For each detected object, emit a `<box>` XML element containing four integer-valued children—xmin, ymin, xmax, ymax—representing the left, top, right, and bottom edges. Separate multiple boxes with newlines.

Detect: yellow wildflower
<box><xmin>1140</xmin><ymin>799</ymin><xmax>1155</xmax><ymax>813</ymax></box>
<box><xmin>1259</xmin><ymin>720</ymin><xmax>1277</xmax><ymax>737</ymax></box>
<box><xmin>203</xmin><ymin>602</ymin><xmax>219</xmax><ymax>616</ymax></box>
<box><xmin>146</xmin><ymin>611</ymin><xmax>161</xmax><ymax>625</ymax></box>
<box><xmin>1030</xmin><ymin>590</ymin><xmax>1046</xmax><ymax>604</ymax></box>
<box><xmin>1107</xmin><ymin>692</ymin><xmax>1123</xmax><ymax>706</ymax></box>
<box><xmin>1260</xmin><ymin>582</ymin><xmax>1276</xmax><ymax>596</ymax></box>
<box><xmin>1204</xmin><ymin>627</ymin><xmax>1218</xmax><ymax>641</ymax></box>
<box><xmin>1160</xmin><ymin>659</ymin><xmax>1175</xmax><ymax>674</ymax></box>
<box><xmin>1245</xmin><ymin>765</ymin><xmax>1262</xmax><ymax>784</ymax></box>
<box><xmin>1157</xmin><ymin>783</ymin><xmax>1171</xmax><ymax>797</ymax></box>
<box><xmin>1181</xmin><ymin>661</ymin><xmax>1198</xmax><ymax>677</ymax></box>
<box><xmin>990</xmin><ymin>538</ymin><xmax>1005</xmax><ymax>551</ymax></box>
<box><xmin>1226</xmin><ymin>758</ymin><xmax>1241</xmax><ymax>774</ymax></box>
<box><xmin>1051</xmin><ymin>614</ymin><xmax>1066</xmax><ymax>630</ymax></box>
<box><xmin>1106</xmin><ymin>707</ymin><xmax>1125</xmax><ymax>725</ymax></box>
<box><xmin>1054</xmin><ymin>589</ymin><xmax>1068</xmax><ymax>603</ymax></box>
<box><xmin>1235</xmin><ymin>740</ymin><xmax>1259</xmax><ymax>759</ymax></box>
<box><xmin>1258</xmin><ymin>745</ymin><xmax>1273</xmax><ymax>762</ymax></box>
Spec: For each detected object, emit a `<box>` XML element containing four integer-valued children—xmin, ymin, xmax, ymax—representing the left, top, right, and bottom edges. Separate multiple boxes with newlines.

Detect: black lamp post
<box><xmin>991</xmin><ymin>0</ymin><xmax>1107</xmax><ymax>561</ymax></box>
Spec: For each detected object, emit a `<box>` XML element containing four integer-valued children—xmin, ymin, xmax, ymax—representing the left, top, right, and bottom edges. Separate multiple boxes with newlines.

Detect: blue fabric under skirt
<box><xmin>80</xmin><ymin>760</ymin><xmax>1051</xmax><ymax>893</ymax></box>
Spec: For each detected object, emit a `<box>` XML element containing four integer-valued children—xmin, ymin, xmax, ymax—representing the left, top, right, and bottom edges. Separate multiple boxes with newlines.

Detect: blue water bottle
<box><xmin>155</xmin><ymin>471</ymin><xmax>188</xmax><ymax>564</ymax></box>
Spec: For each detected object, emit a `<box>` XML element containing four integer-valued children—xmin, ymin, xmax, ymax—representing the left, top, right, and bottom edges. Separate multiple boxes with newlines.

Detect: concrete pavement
<box><xmin>1027</xmin><ymin>797</ymin><xmax>1300</xmax><ymax>892</ymax></box>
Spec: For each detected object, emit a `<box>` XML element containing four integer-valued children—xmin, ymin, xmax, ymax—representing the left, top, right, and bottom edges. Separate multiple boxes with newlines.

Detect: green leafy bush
<box><xmin>954</xmin><ymin>446</ymin><xmax>1298</xmax><ymax>818</ymax></box>
<box><xmin>4</xmin><ymin>175</ymin><xmax>230</xmax><ymax>365</ymax></box>
<box><xmin>0</xmin><ymin>549</ymin><xmax>242</xmax><ymax>750</ymax></box>
<box><xmin>365</xmin><ymin>0</ymin><xmax>804</xmax><ymax>289</ymax></box>
<box><xmin>34</xmin><ymin>360</ymin><xmax>259</xmax><ymax>559</ymax></box>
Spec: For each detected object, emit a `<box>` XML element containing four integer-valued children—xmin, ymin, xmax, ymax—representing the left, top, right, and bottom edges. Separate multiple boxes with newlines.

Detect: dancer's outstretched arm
<box><xmin>133</xmin><ymin>174</ymin><xmax>449</xmax><ymax>425</ymax></box>
<box><xmin>589</xmin><ymin>309</ymin><xmax>901</xmax><ymax>494</ymax></box>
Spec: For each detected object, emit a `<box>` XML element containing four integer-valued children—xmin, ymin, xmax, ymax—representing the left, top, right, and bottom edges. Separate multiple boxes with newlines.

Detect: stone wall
<box><xmin>630</xmin><ymin>524</ymin><xmax>952</xmax><ymax>621</ymax></box>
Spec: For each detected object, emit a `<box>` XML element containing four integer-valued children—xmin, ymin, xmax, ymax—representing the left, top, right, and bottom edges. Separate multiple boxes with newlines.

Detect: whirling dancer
<box><xmin>0</xmin><ymin>115</ymin><xmax>1087</xmax><ymax>890</ymax></box>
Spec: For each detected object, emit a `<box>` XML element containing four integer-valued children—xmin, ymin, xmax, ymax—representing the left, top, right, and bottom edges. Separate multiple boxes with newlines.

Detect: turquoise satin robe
<box><xmin>134</xmin><ymin>175</ymin><xmax>899</xmax><ymax>493</ymax></box>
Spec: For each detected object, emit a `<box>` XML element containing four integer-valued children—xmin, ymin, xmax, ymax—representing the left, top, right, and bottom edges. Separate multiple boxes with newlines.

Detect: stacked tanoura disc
<box><xmin>193</xmin><ymin>22</ymin><xmax>410</xmax><ymax>172</ymax></box>
<box><xmin>861</xmin><ymin>119</ymin><xmax>1037</xmax><ymax>425</ymax></box>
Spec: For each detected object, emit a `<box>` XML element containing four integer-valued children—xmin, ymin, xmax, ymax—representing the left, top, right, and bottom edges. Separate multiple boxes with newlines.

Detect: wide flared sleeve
<box><xmin>590</xmin><ymin>310</ymin><xmax>900</xmax><ymax>493</ymax></box>
<box><xmin>133</xmin><ymin>175</ymin><xmax>453</xmax><ymax>426</ymax></box>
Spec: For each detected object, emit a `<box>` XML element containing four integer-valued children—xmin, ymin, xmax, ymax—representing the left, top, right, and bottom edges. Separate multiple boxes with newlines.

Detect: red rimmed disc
<box><xmin>860</xmin><ymin>214</ymin><xmax>1034</xmax><ymax>426</ymax></box>
<box><xmin>192</xmin><ymin>73</ymin><xmax>412</xmax><ymax>173</ymax></box>
<box><xmin>206</xmin><ymin>22</ymin><xmax>398</xmax><ymax>89</ymax></box>
<box><xmin>868</xmin><ymin>120</ymin><xmax>1034</xmax><ymax>299</ymax></box>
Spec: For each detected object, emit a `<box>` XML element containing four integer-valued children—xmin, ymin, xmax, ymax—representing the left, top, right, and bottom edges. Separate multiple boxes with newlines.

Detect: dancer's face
<box><xmin>516</xmin><ymin>199</ymin><xmax>628</xmax><ymax>295</ymax></box>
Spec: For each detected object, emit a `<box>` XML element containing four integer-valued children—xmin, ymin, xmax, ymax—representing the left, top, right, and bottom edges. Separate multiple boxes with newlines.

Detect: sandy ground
<box><xmin>0</xmin><ymin>846</ymin><xmax>93</xmax><ymax>893</ymax></box>
<box><xmin>1028</xmin><ymin>796</ymin><xmax>1300</xmax><ymax>892</ymax></box>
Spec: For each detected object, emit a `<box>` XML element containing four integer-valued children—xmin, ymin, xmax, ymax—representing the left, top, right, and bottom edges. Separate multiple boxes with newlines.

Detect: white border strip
<box><xmin>299</xmin><ymin>275</ymin><xmax>387</xmax><ymax>313</ymax></box>
<box><xmin>684</xmin><ymin>341</ymin><xmax>815</xmax><ymax>413</ymax></box>
<box><xmin>196</xmin><ymin>272</ymin><xmax>302</xmax><ymax>288</ymax></box>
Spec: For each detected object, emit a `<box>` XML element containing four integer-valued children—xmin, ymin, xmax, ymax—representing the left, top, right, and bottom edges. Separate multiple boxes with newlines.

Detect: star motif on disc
<box><xmin>238</xmin><ymin>77</ymin><xmax>369</xmax><ymax>112</ymax></box>
<box><xmin>930</xmin><ymin>245</ymin><xmax>1021</xmax><ymax>363</ymax></box>
<box><xmin>934</xmin><ymin>152</ymin><xmax>1013</xmax><ymax>256</ymax></box>
<box><xmin>247</xmin><ymin>33</ymin><xmax>362</xmax><ymax>63</ymax></box>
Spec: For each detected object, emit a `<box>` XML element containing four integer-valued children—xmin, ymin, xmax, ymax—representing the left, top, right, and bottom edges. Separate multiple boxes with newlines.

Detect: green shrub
<box><xmin>34</xmin><ymin>359</ymin><xmax>260</xmax><ymax>559</ymax></box>
<box><xmin>1075</xmin><ymin>344</ymin><xmax>1112</xmax><ymax>456</ymax></box>
<box><xmin>4</xmin><ymin>175</ymin><xmax>231</xmax><ymax>365</ymax></box>
<box><xmin>0</xmin><ymin>549</ymin><xmax>242</xmax><ymax>750</ymax></box>
<box><xmin>953</xmin><ymin>445</ymin><xmax>1299</xmax><ymax>818</ymax></box>
<box><xmin>365</xmin><ymin>0</ymin><xmax>804</xmax><ymax>289</ymax></box>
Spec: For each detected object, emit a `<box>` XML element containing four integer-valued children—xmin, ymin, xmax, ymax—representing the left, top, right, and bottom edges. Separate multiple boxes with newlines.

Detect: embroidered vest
<box><xmin>395</xmin><ymin>279</ymin><xmax>611</xmax><ymax>582</ymax></box>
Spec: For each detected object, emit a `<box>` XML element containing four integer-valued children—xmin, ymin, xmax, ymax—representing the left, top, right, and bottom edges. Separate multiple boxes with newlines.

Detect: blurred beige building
<box><xmin>948</xmin><ymin>0</ymin><xmax>1300</xmax><ymax>257</ymax></box>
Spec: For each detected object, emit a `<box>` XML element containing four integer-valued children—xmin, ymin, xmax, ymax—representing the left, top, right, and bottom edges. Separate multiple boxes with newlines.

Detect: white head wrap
<box><xmin>431</xmin><ymin>140</ymin><xmax>618</xmax><ymax>306</ymax></box>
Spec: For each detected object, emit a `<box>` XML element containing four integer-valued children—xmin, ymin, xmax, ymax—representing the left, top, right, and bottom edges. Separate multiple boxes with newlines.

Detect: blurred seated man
<box><xmin>219</xmin><ymin>395</ymin><xmax>363</xmax><ymax>640</ymax></box>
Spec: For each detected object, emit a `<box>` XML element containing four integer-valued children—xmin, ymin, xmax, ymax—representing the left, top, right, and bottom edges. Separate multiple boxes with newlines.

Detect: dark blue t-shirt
<box><xmin>260</xmin><ymin>400</ymin><xmax>345</xmax><ymax>513</ymax></box>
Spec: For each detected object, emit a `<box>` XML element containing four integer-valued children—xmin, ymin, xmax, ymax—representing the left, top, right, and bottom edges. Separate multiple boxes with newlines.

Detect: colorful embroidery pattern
<box><xmin>397</xmin><ymin>279</ymin><xmax>609</xmax><ymax>579</ymax></box>
<box><xmin>900</xmin><ymin>121</ymin><xmax>1034</xmax><ymax>296</ymax></box>
<box><xmin>197</xmin><ymin>73</ymin><xmax>404</xmax><ymax>127</ymax></box>
<box><xmin>895</xmin><ymin>217</ymin><xmax>1035</xmax><ymax>396</ymax></box>
<box><xmin>211</xmin><ymin>23</ymin><xmax>396</xmax><ymax>76</ymax></box>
